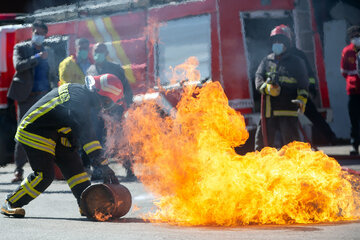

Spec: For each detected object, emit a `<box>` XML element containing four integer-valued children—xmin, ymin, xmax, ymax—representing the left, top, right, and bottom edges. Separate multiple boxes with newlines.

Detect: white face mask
<box><xmin>351</xmin><ymin>37</ymin><xmax>360</xmax><ymax>47</ymax></box>
<box><xmin>272</xmin><ymin>43</ymin><xmax>285</xmax><ymax>55</ymax></box>
<box><xmin>32</xmin><ymin>34</ymin><xmax>45</xmax><ymax>46</ymax></box>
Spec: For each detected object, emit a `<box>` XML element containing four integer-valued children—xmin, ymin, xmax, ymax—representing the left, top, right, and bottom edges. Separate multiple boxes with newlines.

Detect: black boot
<box><xmin>350</xmin><ymin>145</ymin><xmax>359</xmax><ymax>156</ymax></box>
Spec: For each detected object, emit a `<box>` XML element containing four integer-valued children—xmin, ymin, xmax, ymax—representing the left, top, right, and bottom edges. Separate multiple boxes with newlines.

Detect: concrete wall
<box><xmin>323</xmin><ymin>20</ymin><xmax>349</xmax><ymax>139</ymax></box>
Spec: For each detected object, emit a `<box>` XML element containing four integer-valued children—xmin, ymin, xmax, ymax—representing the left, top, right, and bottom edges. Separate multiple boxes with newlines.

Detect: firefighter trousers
<box><xmin>7</xmin><ymin>142</ymin><xmax>91</xmax><ymax>208</ymax></box>
<box><xmin>255</xmin><ymin>116</ymin><xmax>300</xmax><ymax>151</ymax></box>
<box><xmin>348</xmin><ymin>94</ymin><xmax>360</xmax><ymax>149</ymax></box>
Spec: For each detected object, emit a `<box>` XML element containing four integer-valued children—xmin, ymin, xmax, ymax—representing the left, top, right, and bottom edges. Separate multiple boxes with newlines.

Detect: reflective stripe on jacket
<box><xmin>255</xmin><ymin>52</ymin><xmax>309</xmax><ymax>118</ymax></box>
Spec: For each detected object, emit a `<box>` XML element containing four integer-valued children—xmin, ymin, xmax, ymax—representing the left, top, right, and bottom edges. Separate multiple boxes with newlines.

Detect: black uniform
<box><xmin>7</xmin><ymin>83</ymin><xmax>105</xmax><ymax>208</ymax></box>
<box><xmin>254</xmin><ymin>52</ymin><xmax>309</xmax><ymax>150</ymax></box>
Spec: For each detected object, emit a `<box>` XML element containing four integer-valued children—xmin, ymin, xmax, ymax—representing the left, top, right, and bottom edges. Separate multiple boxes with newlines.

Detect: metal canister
<box><xmin>80</xmin><ymin>183</ymin><xmax>132</xmax><ymax>221</ymax></box>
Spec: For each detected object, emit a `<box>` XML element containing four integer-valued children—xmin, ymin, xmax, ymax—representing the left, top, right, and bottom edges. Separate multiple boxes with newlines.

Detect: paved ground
<box><xmin>1</xmin><ymin>145</ymin><xmax>360</xmax><ymax>240</ymax></box>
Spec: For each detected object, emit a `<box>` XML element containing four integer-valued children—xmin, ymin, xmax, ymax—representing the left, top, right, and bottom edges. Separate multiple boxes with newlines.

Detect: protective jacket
<box><xmin>58</xmin><ymin>55</ymin><xmax>86</xmax><ymax>86</ymax></box>
<box><xmin>340</xmin><ymin>42</ymin><xmax>360</xmax><ymax>95</ymax></box>
<box><xmin>7</xmin><ymin>41</ymin><xmax>58</xmax><ymax>102</ymax></box>
<box><xmin>15</xmin><ymin>83</ymin><xmax>104</xmax><ymax>164</ymax></box>
<box><xmin>255</xmin><ymin>52</ymin><xmax>309</xmax><ymax>117</ymax></box>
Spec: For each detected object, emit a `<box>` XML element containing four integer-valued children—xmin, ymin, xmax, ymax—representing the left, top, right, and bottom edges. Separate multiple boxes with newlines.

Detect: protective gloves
<box><xmin>99</xmin><ymin>164</ymin><xmax>119</xmax><ymax>184</ymax></box>
<box><xmin>260</xmin><ymin>82</ymin><xmax>281</xmax><ymax>97</ymax></box>
<box><xmin>291</xmin><ymin>98</ymin><xmax>306</xmax><ymax>114</ymax></box>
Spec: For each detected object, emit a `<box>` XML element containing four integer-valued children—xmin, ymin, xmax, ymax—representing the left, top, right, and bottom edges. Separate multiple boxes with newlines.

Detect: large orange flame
<box><xmin>118</xmin><ymin>58</ymin><xmax>360</xmax><ymax>226</ymax></box>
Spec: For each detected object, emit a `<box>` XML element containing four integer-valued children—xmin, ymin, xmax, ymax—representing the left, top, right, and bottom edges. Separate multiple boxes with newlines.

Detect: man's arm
<box><xmin>13</xmin><ymin>44</ymin><xmax>39</xmax><ymax>73</ymax></box>
<box><xmin>340</xmin><ymin>48</ymin><xmax>349</xmax><ymax>79</ymax></box>
<box><xmin>255</xmin><ymin>58</ymin><xmax>267</xmax><ymax>92</ymax></box>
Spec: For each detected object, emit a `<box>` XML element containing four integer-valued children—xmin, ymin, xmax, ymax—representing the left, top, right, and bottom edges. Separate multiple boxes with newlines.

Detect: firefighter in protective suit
<box><xmin>254</xmin><ymin>24</ymin><xmax>309</xmax><ymax>150</ymax></box>
<box><xmin>1</xmin><ymin>73</ymin><xmax>123</xmax><ymax>218</ymax></box>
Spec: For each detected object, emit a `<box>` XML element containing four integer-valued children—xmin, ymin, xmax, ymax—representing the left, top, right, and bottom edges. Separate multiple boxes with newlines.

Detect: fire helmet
<box><xmin>85</xmin><ymin>74</ymin><xmax>124</xmax><ymax>108</ymax></box>
<box><xmin>270</xmin><ymin>24</ymin><xmax>291</xmax><ymax>47</ymax></box>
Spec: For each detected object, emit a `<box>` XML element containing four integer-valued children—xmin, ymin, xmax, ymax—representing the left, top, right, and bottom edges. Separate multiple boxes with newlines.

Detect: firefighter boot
<box><xmin>1</xmin><ymin>200</ymin><xmax>25</xmax><ymax>218</ymax></box>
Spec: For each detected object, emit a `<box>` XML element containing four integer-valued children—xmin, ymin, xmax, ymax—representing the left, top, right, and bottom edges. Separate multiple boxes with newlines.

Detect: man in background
<box><xmin>58</xmin><ymin>38</ymin><xmax>91</xmax><ymax>85</ymax></box>
<box><xmin>340</xmin><ymin>25</ymin><xmax>360</xmax><ymax>155</ymax></box>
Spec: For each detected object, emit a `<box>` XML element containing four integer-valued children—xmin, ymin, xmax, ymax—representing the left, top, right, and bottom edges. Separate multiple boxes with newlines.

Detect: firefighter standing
<box><xmin>254</xmin><ymin>24</ymin><xmax>309</xmax><ymax>151</ymax></box>
<box><xmin>340</xmin><ymin>25</ymin><xmax>360</xmax><ymax>155</ymax></box>
<box><xmin>1</xmin><ymin>74</ymin><xmax>122</xmax><ymax>218</ymax></box>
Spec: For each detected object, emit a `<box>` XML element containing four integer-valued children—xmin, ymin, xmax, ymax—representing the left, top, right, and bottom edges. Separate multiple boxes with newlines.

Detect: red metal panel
<box><xmin>148</xmin><ymin>0</ymin><xmax>216</xmax><ymax>22</ymax></box>
<box><xmin>218</xmin><ymin>0</ymin><xmax>250</xmax><ymax>102</ymax></box>
<box><xmin>210</xmin><ymin>11</ymin><xmax>220</xmax><ymax>85</ymax></box>
<box><xmin>221</xmin><ymin>0</ymin><xmax>294</xmax><ymax>11</ymax></box>
<box><xmin>308</xmin><ymin>0</ymin><xmax>330</xmax><ymax>108</ymax></box>
<box><xmin>0</xmin><ymin>32</ymin><xmax>16</xmax><ymax>105</ymax></box>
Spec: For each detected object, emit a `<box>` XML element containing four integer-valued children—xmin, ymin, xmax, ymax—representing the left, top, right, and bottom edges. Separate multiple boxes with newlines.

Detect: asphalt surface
<box><xmin>1</xmin><ymin>145</ymin><xmax>360</xmax><ymax>240</ymax></box>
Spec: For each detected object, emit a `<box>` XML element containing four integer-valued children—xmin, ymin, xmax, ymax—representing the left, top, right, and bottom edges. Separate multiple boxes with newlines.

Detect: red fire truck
<box><xmin>0</xmin><ymin>0</ymin><xmax>330</xmax><ymax>160</ymax></box>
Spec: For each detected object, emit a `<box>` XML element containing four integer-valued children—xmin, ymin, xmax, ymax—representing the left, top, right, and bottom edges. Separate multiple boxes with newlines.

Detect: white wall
<box><xmin>323</xmin><ymin>20</ymin><xmax>349</xmax><ymax>139</ymax></box>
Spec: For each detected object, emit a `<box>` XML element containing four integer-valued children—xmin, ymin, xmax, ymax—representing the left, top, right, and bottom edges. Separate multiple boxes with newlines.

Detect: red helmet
<box><xmin>270</xmin><ymin>24</ymin><xmax>292</xmax><ymax>47</ymax></box>
<box><xmin>270</xmin><ymin>24</ymin><xmax>291</xmax><ymax>39</ymax></box>
<box><xmin>85</xmin><ymin>73</ymin><xmax>124</xmax><ymax>105</ymax></box>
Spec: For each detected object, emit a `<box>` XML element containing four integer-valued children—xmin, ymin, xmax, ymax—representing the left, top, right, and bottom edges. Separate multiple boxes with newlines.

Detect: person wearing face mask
<box><xmin>254</xmin><ymin>24</ymin><xmax>309</xmax><ymax>151</ymax></box>
<box><xmin>340</xmin><ymin>25</ymin><xmax>360</xmax><ymax>155</ymax></box>
<box><xmin>87</xmin><ymin>43</ymin><xmax>135</xmax><ymax>182</ymax></box>
<box><xmin>7</xmin><ymin>19</ymin><xmax>58</xmax><ymax>183</ymax></box>
<box><xmin>58</xmin><ymin>38</ymin><xmax>92</xmax><ymax>85</ymax></box>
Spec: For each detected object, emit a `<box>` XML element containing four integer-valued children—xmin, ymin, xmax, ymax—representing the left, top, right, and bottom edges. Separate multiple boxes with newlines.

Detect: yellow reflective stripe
<box><xmin>67</xmin><ymin>172</ymin><xmax>90</xmax><ymax>189</ymax></box>
<box><xmin>16</xmin><ymin>133</ymin><xmax>56</xmax><ymax>155</ymax></box>
<box><xmin>19</xmin><ymin>97</ymin><xmax>60</xmax><ymax>130</ymax></box>
<box><xmin>273</xmin><ymin>110</ymin><xmax>298</xmax><ymax>117</ymax></box>
<box><xmin>23</xmin><ymin>178</ymin><xmax>41</xmax><ymax>199</ymax></box>
<box><xmin>8</xmin><ymin>189</ymin><xmax>26</xmax><ymax>204</ymax></box>
<box><xmin>297</xmin><ymin>89</ymin><xmax>309</xmax><ymax>97</ymax></box>
<box><xmin>101</xmin><ymin>159</ymin><xmax>109</xmax><ymax>165</ymax></box>
<box><xmin>309</xmin><ymin>77</ymin><xmax>315</xmax><ymax>84</ymax></box>
<box><xmin>87</xmin><ymin>19</ymin><xmax>104</xmax><ymax>42</ymax></box>
<box><xmin>58</xmin><ymin>127</ymin><xmax>72</xmax><ymax>134</ymax></box>
<box><xmin>31</xmin><ymin>172</ymin><xmax>44</xmax><ymax>188</ymax></box>
<box><xmin>265</xmin><ymin>95</ymin><xmax>271</xmax><ymax>118</ymax></box>
<box><xmin>279</xmin><ymin>76</ymin><xmax>297</xmax><ymax>84</ymax></box>
<box><xmin>60</xmin><ymin>137</ymin><xmax>72</xmax><ymax>147</ymax></box>
<box><xmin>19</xmin><ymin>84</ymin><xmax>70</xmax><ymax>131</ymax></box>
<box><xmin>58</xmin><ymin>83</ymin><xmax>70</xmax><ymax>102</ymax></box>
<box><xmin>103</xmin><ymin>17</ymin><xmax>136</xmax><ymax>83</ymax></box>
<box><xmin>17</xmin><ymin>130</ymin><xmax>56</xmax><ymax>148</ymax></box>
<box><xmin>83</xmin><ymin>141</ymin><xmax>102</xmax><ymax>154</ymax></box>
<box><xmin>9</xmin><ymin>172</ymin><xmax>43</xmax><ymax>203</ymax></box>
<box><xmin>16</xmin><ymin>130</ymin><xmax>56</xmax><ymax>155</ymax></box>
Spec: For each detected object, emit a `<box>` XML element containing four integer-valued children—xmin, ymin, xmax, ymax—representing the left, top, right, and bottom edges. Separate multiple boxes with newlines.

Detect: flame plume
<box><xmin>120</xmin><ymin>60</ymin><xmax>360</xmax><ymax>226</ymax></box>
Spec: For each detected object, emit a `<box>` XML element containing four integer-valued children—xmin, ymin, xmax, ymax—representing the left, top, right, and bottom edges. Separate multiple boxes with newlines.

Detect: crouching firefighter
<box><xmin>1</xmin><ymin>73</ymin><xmax>123</xmax><ymax>218</ymax></box>
<box><xmin>254</xmin><ymin>24</ymin><xmax>309</xmax><ymax>151</ymax></box>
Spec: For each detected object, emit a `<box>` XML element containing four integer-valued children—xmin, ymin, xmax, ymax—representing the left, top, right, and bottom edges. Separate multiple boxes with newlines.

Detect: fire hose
<box><xmin>260</xmin><ymin>93</ymin><xmax>269</xmax><ymax>147</ymax></box>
